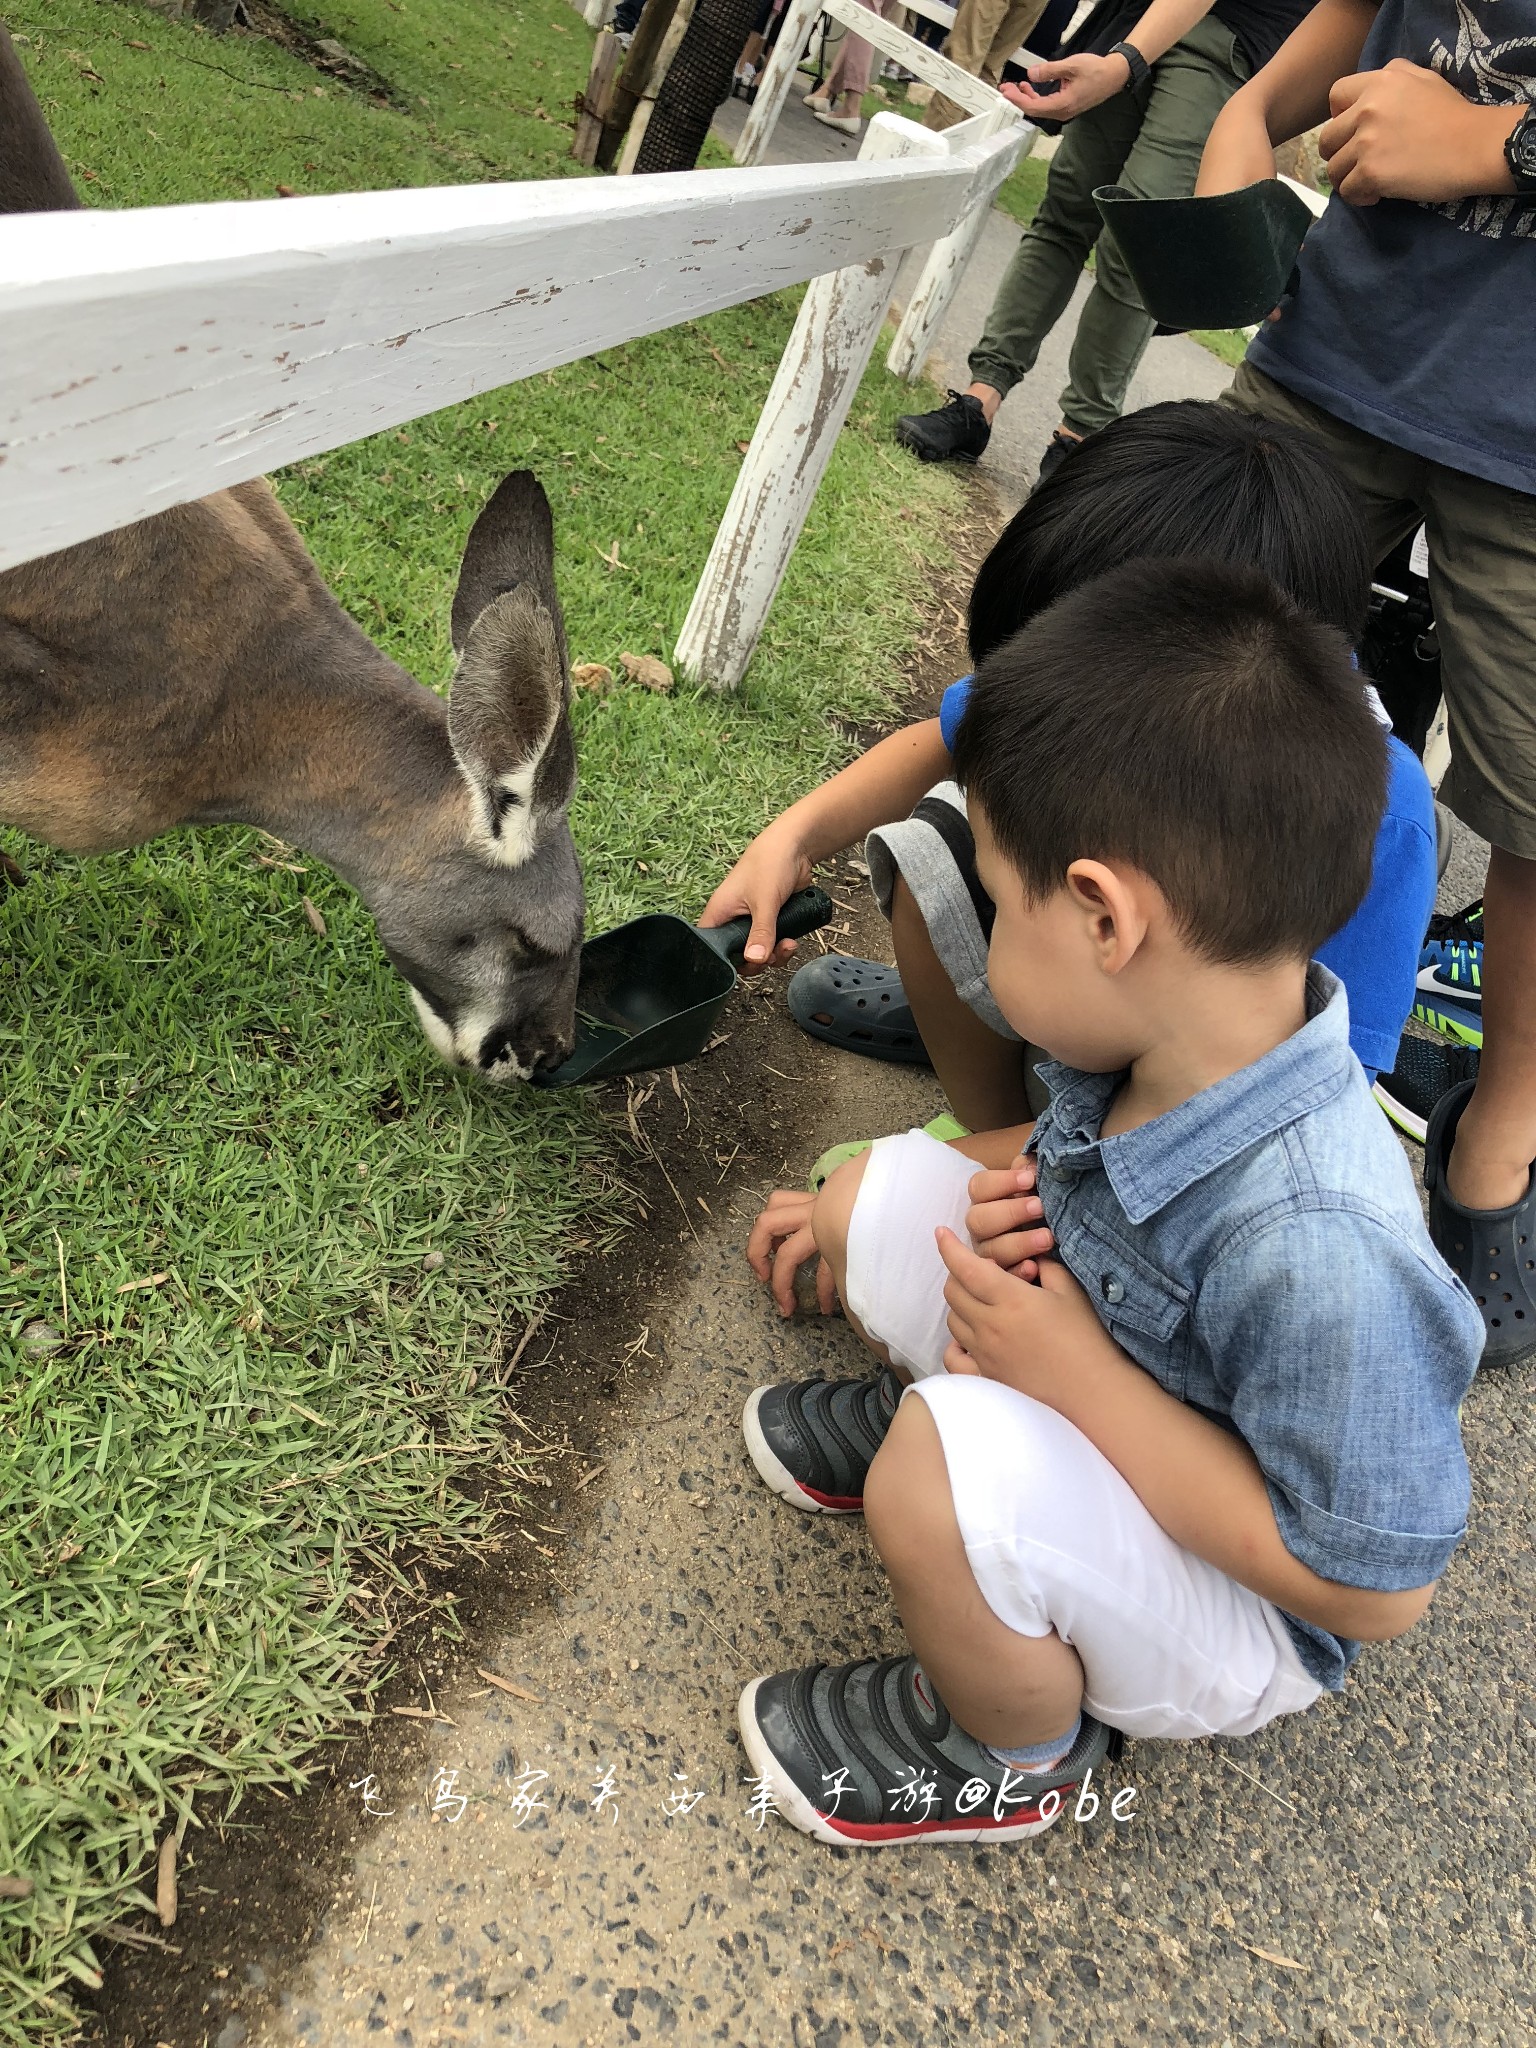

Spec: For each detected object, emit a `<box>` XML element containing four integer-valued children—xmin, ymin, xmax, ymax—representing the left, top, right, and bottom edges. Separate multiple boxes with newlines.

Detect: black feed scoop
<box><xmin>531</xmin><ymin>887</ymin><xmax>833</xmax><ymax>1089</ymax></box>
<box><xmin>1092</xmin><ymin>176</ymin><xmax>1316</xmax><ymax>333</ymax></box>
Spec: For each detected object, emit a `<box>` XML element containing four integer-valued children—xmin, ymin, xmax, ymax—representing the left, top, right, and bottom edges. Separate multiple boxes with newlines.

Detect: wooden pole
<box><xmin>596</xmin><ymin>0</ymin><xmax>685</xmax><ymax>171</ymax></box>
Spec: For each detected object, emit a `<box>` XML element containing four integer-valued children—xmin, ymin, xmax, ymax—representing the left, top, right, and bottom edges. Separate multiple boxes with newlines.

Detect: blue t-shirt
<box><xmin>1031</xmin><ymin>966</ymin><xmax>1481</xmax><ymax>1689</ymax></box>
<box><xmin>938</xmin><ymin>676</ymin><xmax>1436</xmax><ymax>1080</ymax></box>
<box><xmin>1248</xmin><ymin>0</ymin><xmax>1536</xmax><ymax>496</ymax></box>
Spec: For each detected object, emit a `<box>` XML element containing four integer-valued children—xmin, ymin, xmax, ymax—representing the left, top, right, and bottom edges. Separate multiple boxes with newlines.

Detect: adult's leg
<box><xmin>1423</xmin><ymin>473</ymin><xmax>1536</xmax><ymax>1210</ymax></box>
<box><xmin>978</xmin><ymin>0</ymin><xmax>1049</xmax><ymax>88</ymax></box>
<box><xmin>824</xmin><ymin>0</ymin><xmax>892</xmax><ymax>110</ymax></box>
<box><xmin>1057</xmin><ymin>19</ymin><xmax>1246</xmax><ymax>436</ymax></box>
<box><xmin>891</xmin><ymin>874</ymin><xmax>1033</xmax><ymax>1128</ymax></box>
<box><xmin>924</xmin><ymin>0</ymin><xmax>1047</xmax><ymax>125</ymax></box>
<box><xmin>962</xmin><ymin>89</ymin><xmax>1143</xmax><ymax>416</ymax></box>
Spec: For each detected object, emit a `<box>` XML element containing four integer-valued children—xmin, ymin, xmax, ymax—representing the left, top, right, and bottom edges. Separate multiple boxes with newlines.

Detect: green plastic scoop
<box><xmin>1092</xmin><ymin>177</ymin><xmax>1316</xmax><ymax>333</ymax></box>
<box><xmin>531</xmin><ymin>886</ymin><xmax>833</xmax><ymax>1088</ymax></box>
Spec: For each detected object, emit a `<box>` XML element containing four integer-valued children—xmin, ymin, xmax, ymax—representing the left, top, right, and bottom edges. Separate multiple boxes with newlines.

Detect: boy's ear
<box><xmin>1065</xmin><ymin>860</ymin><xmax>1149</xmax><ymax>973</ymax></box>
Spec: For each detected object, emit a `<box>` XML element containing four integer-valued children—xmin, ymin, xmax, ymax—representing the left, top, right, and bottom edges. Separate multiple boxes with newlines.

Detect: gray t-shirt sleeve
<box><xmin>1195</xmin><ymin>1209</ymin><xmax>1481</xmax><ymax>1592</ymax></box>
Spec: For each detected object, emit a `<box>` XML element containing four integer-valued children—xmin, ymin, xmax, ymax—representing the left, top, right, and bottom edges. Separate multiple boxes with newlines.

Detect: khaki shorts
<box><xmin>1223</xmin><ymin>360</ymin><xmax>1536</xmax><ymax>860</ymax></box>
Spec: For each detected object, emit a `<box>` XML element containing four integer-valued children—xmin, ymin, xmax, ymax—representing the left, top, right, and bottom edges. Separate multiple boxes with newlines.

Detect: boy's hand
<box><xmin>964</xmin><ymin>1153</ymin><xmax>1055</xmax><ymax>1279</ymax></box>
<box><xmin>938</xmin><ymin>1228</ymin><xmax>1112</xmax><ymax>1397</ymax></box>
<box><xmin>1321</xmin><ymin>60</ymin><xmax>1523</xmax><ymax>205</ymax></box>
<box><xmin>747</xmin><ymin>1188</ymin><xmax>838</xmax><ymax>1317</ymax></box>
<box><xmin>699</xmin><ymin>827</ymin><xmax>813</xmax><ymax>973</ymax></box>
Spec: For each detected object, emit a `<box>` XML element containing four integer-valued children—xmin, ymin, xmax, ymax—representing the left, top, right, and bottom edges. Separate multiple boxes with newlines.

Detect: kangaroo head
<box><xmin>373</xmin><ymin>472</ymin><xmax>584</xmax><ymax>1083</ymax></box>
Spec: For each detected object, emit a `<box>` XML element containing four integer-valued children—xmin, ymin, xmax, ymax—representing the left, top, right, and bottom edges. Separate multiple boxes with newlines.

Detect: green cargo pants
<box><xmin>969</xmin><ymin>16</ymin><xmax>1250</xmax><ymax>436</ymax></box>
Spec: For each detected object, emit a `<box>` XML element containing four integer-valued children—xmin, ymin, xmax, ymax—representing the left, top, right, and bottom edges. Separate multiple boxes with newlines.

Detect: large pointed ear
<box><xmin>447</xmin><ymin>587</ymin><xmax>576</xmax><ymax>869</ymax></box>
<box><xmin>451</xmin><ymin>471</ymin><xmax>567</xmax><ymax>670</ymax></box>
<box><xmin>0</xmin><ymin>24</ymin><xmax>85</xmax><ymax>215</ymax></box>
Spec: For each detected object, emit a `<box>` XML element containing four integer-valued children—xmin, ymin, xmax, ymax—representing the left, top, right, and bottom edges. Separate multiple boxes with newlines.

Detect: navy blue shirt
<box><xmin>938</xmin><ymin>675</ymin><xmax>1436</xmax><ymax>1081</ymax></box>
<box><xmin>1249</xmin><ymin>0</ymin><xmax>1536</xmax><ymax>495</ymax></box>
<box><xmin>1030</xmin><ymin>968</ymin><xmax>1483</xmax><ymax>1688</ymax></box>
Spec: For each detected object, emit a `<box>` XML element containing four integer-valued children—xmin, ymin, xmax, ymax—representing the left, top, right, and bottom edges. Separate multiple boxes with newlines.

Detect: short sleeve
<box><xmin>1195</xmin><ymin>1209</ymin><xmax>1479</xmax><ymax>1591</ymax></box>
<box><xmin>938</xmin><ymin>676</ymin><xmax>974</xmax><ymax>754</ymax></box>
<box><xmin>1314</xmin><ymin>737</ymin><xmax>1437</xmax><ymax>1081</ymax></box>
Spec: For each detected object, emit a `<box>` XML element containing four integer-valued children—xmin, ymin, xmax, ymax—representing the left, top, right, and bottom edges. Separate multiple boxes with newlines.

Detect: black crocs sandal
<box><xmin>786</xmin><ymin>954</ymin><xmax>931</xmax><ymax>1065</ymax></box>
<box><xmin>1424</xmin><ymin>1079</ymin><xmax>1536</xmax><ymax>1369</ymax></box>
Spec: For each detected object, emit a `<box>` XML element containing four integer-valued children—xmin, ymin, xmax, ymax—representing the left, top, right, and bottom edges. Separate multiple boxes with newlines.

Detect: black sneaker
<box><xmin>894</xmin><ymin>389</ymin><xmax>991</xmax><ymax>464</ymax></box>
<box><xmin>739</xmin><ymin>1654</ymin><xmax>1114</xmax><ymax>1846</ymax></box>
<box><xmin>1373</xmin><ymin>1033</ymin><xmax>1480</xmax><ymax>1144</ymax></box>
<box><xmin>742</xmin><ymin>1367</ymin><xmax>899</xmax><ymax>1514</ymax></box>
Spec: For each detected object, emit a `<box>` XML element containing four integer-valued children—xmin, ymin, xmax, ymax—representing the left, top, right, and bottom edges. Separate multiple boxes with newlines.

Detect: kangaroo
<box><xmin>0</xmin><ymin>22</ymin><xmax>584</xmax><ymax>1081</ymax></box>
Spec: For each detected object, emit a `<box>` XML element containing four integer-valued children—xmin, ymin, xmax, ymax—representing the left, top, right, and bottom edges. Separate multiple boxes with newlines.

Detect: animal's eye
<box><xmin>452</xmin><ymin>934</ymin><xmax>476</xmax><ymax>952</ymax></box>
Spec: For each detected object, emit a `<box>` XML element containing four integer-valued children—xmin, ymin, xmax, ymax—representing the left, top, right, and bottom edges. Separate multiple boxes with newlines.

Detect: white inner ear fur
<box><xmin>456</xmin><ymin>715</ymin><xmax>557</xmax><ymax>870</ymax></box>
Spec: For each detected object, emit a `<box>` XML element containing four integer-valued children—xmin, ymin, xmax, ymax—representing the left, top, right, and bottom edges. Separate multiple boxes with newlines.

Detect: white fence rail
<box><xmin>0</xmin><ymin>114</ymin><xmax>1015</xmax><ymax>683</ymax></box>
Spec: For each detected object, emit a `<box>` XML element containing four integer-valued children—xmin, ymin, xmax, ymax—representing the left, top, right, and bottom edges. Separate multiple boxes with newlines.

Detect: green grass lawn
<box><xmin>0</xmin><ymin>5</ymin><xmax>964</xmax><ymax>2037</ymax></box>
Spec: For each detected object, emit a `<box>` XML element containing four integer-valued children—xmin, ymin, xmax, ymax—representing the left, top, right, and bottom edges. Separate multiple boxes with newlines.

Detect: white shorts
<box><xmin>844</xmin><ymin>1130</ymin><xmax>1325</xmax><ymax>1741</ymax></box>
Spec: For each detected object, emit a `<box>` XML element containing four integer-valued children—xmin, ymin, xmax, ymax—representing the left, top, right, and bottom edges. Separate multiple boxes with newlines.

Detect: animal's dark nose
<box><xmin>476</xmin><ymin>1019</ymin><xmax>575</xmax><ymax>1079</ymax></box>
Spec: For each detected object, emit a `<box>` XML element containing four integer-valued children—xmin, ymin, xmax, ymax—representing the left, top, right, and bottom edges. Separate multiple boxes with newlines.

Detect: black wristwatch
<box><xmin>1505</xmin><ymin>104</ymin><xmax>1536</xmax><ymax>191</ymax></box>
<box><xmin>1108</xmin><ymin>39</ymin><xmax>1150</xmax><ymax>92</ymax></box>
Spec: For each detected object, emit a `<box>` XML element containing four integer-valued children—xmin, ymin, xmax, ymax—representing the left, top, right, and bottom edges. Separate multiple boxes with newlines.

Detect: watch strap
<box><xmin>1505</xmin><ymin>104</ymin><xmax>1536</xmax><ymax>191</ymax></box>
<box><xmin>1108</xmin><ymin>40</ymin><xmax>1150</xmax><ymax>92</ymax></box>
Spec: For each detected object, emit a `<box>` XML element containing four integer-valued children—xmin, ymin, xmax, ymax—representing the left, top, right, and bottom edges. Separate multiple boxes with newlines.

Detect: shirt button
<box><xmin>1102</xmin><ymin>1274</ymin><xmax>1125</xmax><ymax>1305</ymax></box>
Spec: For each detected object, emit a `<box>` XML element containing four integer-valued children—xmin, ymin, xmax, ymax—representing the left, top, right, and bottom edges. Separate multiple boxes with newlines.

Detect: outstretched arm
<box><xmin>1005</xmin><ymin>0</ymin><xmax>1217</xmax><ymax>121</ymax></box>
<box><xmin>699</xmin><ymin>718</ymin><xmax>951</xmax><ymax>970</ymax></box>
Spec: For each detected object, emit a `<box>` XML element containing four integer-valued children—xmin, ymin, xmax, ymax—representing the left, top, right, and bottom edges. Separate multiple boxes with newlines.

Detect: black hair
<box><xmin>952</xmin><ymin>558</ymin><xmax>1387</xmax><ymax>965</ymax></box>
<box><xmin>967</xmin><ymin>401</ymin><xmax>1372</xmax><ymax>663</ymax></box>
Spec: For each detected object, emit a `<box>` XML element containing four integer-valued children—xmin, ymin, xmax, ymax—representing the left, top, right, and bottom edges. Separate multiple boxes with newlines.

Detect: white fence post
<box><xmin>735</xmin><ymin>0</ymin><xmax>821</xmax><ymax>167</ymax></box>
<box><xmin>676</xmin><ymin>114</ymin><xmax>948</xmax><ymax>691</ymax></box>
<box><xmin>887</xmin><ymin>103</ymin><xmax>1032</xmax><ymax>381</ymax></box>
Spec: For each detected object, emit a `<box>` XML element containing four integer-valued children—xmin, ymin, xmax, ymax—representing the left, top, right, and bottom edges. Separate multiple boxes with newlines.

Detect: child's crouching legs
<box><xmin>864</xmin><ymin>1395</ymin><xmax>1084</xmax><ymax>1750</ymax></box>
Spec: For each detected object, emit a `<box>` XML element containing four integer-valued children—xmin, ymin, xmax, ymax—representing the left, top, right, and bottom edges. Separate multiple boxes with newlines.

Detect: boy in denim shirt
<box><xmin>738</xmin><ymin>556</ymin><xmax>1482</xmax><ymax>1846</ymax></box>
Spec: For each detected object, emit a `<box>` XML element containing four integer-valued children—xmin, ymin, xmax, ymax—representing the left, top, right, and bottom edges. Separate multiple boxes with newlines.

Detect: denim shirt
<box><xmin>1028</xmin><ymin>967</ymin><xmax>1483</xmax><ymax>1689</ymax></box>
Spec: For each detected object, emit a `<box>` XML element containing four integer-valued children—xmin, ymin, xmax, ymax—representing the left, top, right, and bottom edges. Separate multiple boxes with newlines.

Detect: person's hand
<box><xmin>1321</xmin><ymin>59</ymin><xmax>1522</xmax><ymax>205</ymax></box>
<box><xmin>1002</xmin><ymin>51</ymin><xmax>1130</xmax><ymax>122</ymax></box>
<box><xmin>938</xmin><ymin>1227</ymin><xmax>1113</xmax><ymax>1397</ymax></box>
<box><xmin>963</xmin><ymin>1154</ymin><xmax>1055</xmax><ymax>1279</ymax></box>
<box><xmin>747</xmin><ymin>1187</ymin><xmax>838</xmax><ymax>1317</ymax></box>
<box><xmin>699</xmin><ymin>825</ymin><xmax>813</xmax><ymax>974</ymax></box>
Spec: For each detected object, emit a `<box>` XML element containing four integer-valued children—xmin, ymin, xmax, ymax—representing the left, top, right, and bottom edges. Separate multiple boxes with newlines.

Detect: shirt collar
<box><xmin>1033</xmin><ymin>965</ymin><xmax>1354</xmax><ymax>1225</ymax></box>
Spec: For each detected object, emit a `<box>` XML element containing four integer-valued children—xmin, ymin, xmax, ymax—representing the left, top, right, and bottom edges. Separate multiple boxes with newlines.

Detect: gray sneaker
<box><xmin>739</xmin><ymin>1654</ymin><xmax>1115</xmax><ymax>1846</ymax></box>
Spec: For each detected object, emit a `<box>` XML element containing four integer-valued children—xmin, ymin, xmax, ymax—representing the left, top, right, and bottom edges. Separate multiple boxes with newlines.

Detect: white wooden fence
<box><xmin>737</xmin><ymin>0</ymin><xmax>1034</xmax><ymax>382</ymax></box>
<box><xmin>0</xmin><ymin>113</ymin><xmax>1018</xmax><ymax>686</ymax></box>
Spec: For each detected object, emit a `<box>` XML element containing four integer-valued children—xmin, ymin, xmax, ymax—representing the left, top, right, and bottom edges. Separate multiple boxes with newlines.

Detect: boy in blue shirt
<box><xmin>702</xmin><ymin>401</ymin><xmax>1437</xmax><ymax>1144</ymax></box>
<box><xmin>738</xmin><ymin>557</ymin><xmax>1481</xmax><ymax>1845</ymax></box>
